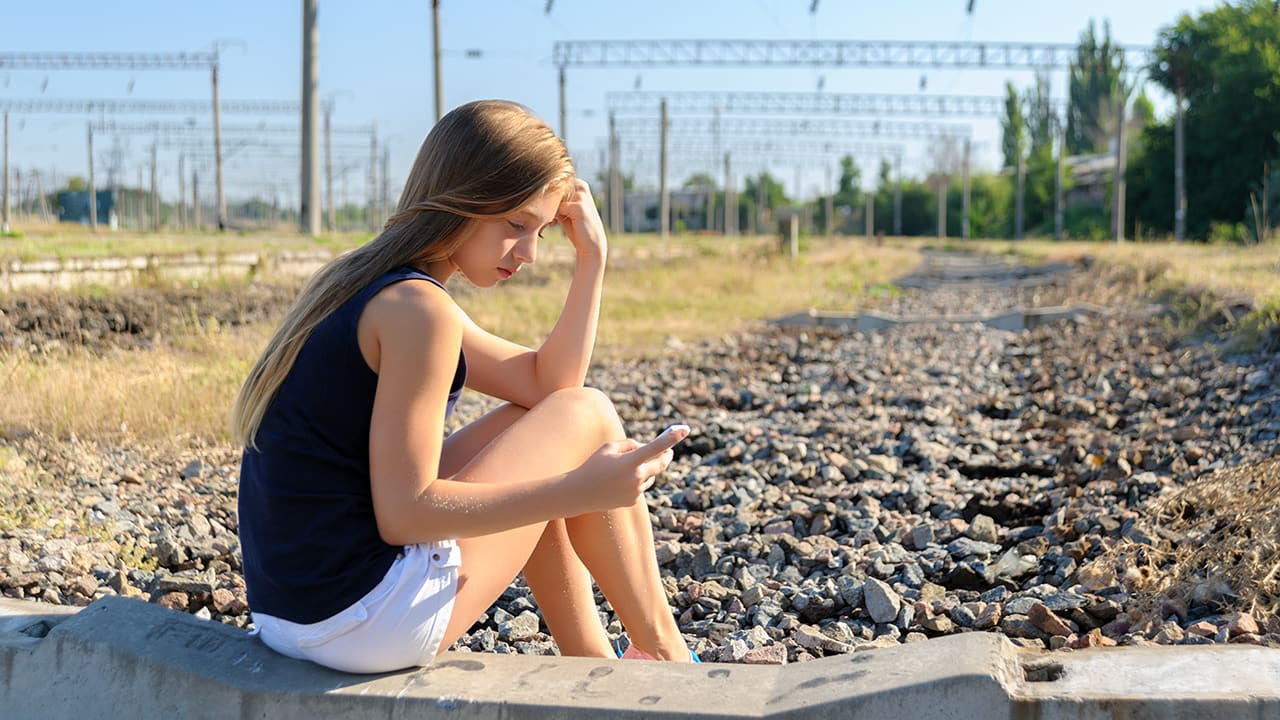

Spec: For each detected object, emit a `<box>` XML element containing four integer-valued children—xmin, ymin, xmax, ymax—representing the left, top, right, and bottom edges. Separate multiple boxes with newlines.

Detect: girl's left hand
<box><xmin>555</xmin><ymin>178</ymin><xmax>608</xmax><ymax>261</ymax></box>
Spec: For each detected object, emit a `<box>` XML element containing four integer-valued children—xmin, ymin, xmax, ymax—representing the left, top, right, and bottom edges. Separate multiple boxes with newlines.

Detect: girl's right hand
<box><xmin>567</xmin><ymin>426</ymin><xmax>690</xmax><ymax>512</ymax></box>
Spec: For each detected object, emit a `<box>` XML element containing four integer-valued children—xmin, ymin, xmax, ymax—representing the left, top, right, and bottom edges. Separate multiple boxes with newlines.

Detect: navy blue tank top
<box><xmin>238</xmin><ymin>266</ymin><xmax>466</xmax><ymax>624</ymax></box>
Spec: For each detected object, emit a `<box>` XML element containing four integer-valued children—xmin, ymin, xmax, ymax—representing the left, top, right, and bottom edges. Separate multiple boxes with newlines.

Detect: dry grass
<box><xmin>1079</xmin><ymin>459</ymin><xmax>1280</xmax><ymax>624</ymax></box>
<box><xmin>975</xmin><ymin>238</ymin><xmax>1280</xmax><ymax>304</ymax></box>
<box><xmin>0</xmin><ymin>324</ymin><xmax>267</xmax><ymax>446</ymax></box>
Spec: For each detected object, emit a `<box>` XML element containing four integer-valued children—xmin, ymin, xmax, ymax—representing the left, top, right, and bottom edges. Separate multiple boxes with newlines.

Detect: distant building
<box><xmin>1065</xmin><ymin>153</ymin><xmax>1114</xmax><ymax>207</ymax></box>
<box><xmin>57</xmin><ymin>190</ymin><xmax>119</xmax><ymax>229</ymax></box>
<box><xmin>622</xmin><ymin>188</ymin><xmax>714</xmax><ymax>233</ymax></box>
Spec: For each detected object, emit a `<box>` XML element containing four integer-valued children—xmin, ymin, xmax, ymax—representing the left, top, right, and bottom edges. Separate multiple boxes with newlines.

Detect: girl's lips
<box><xmin>497</xmin><ymin>267</ymin><xmax>514</xmax><ymax>280</ymax></box>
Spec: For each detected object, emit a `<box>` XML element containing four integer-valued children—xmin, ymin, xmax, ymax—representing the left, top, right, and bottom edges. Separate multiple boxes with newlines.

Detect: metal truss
<box><xmin>554</xmin><ymin>39</ymin><xmax>1149</xmax><ymax>70</ymax></box>
<box><xmin>606</xmin><ymin>91</ymin><xmax>1062</xmax><ymax>117</ymax></box>
<box><xmin>93</xmin><ymin>120</ymin><xmax>373</xmax><ymax>135</ymax></box>
<box><xmin>0</xmin><ymin>51</ymin><xmax>215</xmax><ymax>69</ymax></box>
<box><xmin>613</xmin><ymin>116</ymin><xmax>970</xmax><ymax>139</ymax></box>
<box><xmin>619</xmin><ymin>137</ymin><xmax>904</xmax><ymax>157</ymax></box>
<box><xmin>0</xmin><ymin>98</ymin><xmax>299</xmax><ymax>114</ymax></box>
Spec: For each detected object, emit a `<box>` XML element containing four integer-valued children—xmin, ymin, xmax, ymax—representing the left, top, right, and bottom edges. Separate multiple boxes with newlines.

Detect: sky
<box><xmin>1</xmin><ymin>0</ymin><xmax>1216</xmax><ymax>209</ymax></box>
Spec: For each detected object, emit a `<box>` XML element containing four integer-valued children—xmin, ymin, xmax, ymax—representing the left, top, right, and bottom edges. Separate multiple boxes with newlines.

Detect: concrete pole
<box><xmin>325</xmin><ymin>103</ymin><xmax>335</xmax><ymax>232</ymax></box>
<box><xmin>659</xmin><ymin>98</ymin><xmax>669</xmax><ymax>242</ymax></box>
<box><xmin>380</xmin><ymin>147</ymin><xmax>390</xmax><ymax>222</ymax></box>
<box><xmin>432</xmin><ymin>0</ymin><xmax>443</xmax><ymax>122</ymax></box>
<box><xmin>212</xmin><ymin>56</ymin><xmax>227</xmax><ymax>231</ymax></box>
<box><xmin>2</xmin><ymin>112</ymin><xmax>9</xmax><ymax>234</ymax></box>
<box><xmin>756</xmin><ymin>168</ymin><xmax>766</xmax><ymax>236</ymax></box>
<box><xmin>149</xmin><ymin>143</ymin><xmax>159</xmax><ymax>231</ymax></box>
<box><xmin>1174</xmin><ymin>80</ymin><xmax>1186</xmax><ymax>242</ymax></box>
<box><xmin>300</xmin><ymin>0</ymin><xmax>321</xmax><ymax>235</ymax></box>
<box><xmin>177</xmin><ymin>154</ymin><xmax>186</xmax><ymax>230</ymax></box>
<box><xmin>1055</xmin><ymin>127</ymin><xmax>1065</xmax><ymax>241</ymax></box>
<box><xmin>937</xmin><ymin>178</ymin><xmax>947</xmax><ymax>239</ymax></box>
<box><xmin>788</xmin><ymin>214</ymin><xmax>799</xmax><ymax>259</ymax></box>
<box><xmin>368</xmin><ymin>126</ymin><xmax>378</xmax><ymax>231</ymax></box>
<box><xmin>608</xmin><ymin>112</ymin><xmax>621</xmax><ymax>234</ymax></box>
<box><xmin>192</xmin><ymin>169</ymin><xmax>200</xmax><ymax>229</ymax></box>
<box><xmin>558</xmin><ymin>65</ymin><xmax>567</xmax><ymax>143</ymax></box>
<box><xmin>1114</xmin><ymin>97</ymin><xmax>1127</xmax><ymax>243</ymax></box>
<box><xmin>865</xmin><ymin>192</ymin><xmax>874</xmax><ymax>241</ymax></box>
<box><xmin>824</xmin><ymin>165</ymin><xmax>833</xmax><ymax>239</ymax></box>
<box><xmin>893</xmin><ymin>153</ymin><xmax>902</xmax><ymax>236</ymax></box>
<box><xmin>1015</xmin><ymin>150</ymin><xmax>1025</xmax><ymax>240</ymax></box>
<box><xmin>87</xmin><ymin>124</ymin><xmax>98</xmax><ymax>232</ymax></box>
<box><xmin>962</xmin><ymin>138</ymin><xmax>971</xmax><ymax>241</ymax></box>
<box><xmin>724</xmin><ymin>151</ymin><xmax>736</xmax><ymax>237</ymax></box>
<box><xmin>136</xmin><ymin>167</ymin><xmax>145</xmax><ymax>230</ymax></box>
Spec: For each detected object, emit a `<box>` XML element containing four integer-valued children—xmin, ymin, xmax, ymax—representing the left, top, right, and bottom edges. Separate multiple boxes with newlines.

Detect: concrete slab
<box><xmin>771</xmin><ymin>305</ymin><xmax>1107</xmax><ymax>333</ymax></box>
<box><xmin>2</xmin><ymin>596</ymin><xmax>1278</xmax><ymax>719</ymax></box>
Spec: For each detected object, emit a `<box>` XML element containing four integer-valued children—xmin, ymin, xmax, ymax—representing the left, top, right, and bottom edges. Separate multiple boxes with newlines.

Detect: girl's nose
<box><xmin>515</xmin><ymin>235</ymin><xmax>537</xmax><ymax>264</ymax></box>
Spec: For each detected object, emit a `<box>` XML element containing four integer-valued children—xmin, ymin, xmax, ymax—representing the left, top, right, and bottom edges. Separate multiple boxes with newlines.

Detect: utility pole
<box><xmin>608</xmin><ymin>112</ymin><xmax>621</xmax><ymax>234</ymax></box>
<box><xmin>1113</xmin><ymin>97</ymin><xmax>1127</xmax><ymax>242</ymax></box>
<box><xmin>368</xmin><ymin>126</ymin><xmax>378</xmax><ymax>231</ymax></box>
<box><xmin>380</xmin><ymin>147</ymin><xmax>390</xmax><ymax>222</ymax></box>
<box><xmin>87</xmin><ymin>123</ymin><xmax>97</xmax><ymax>232</ymax></box>
<box><xmin>178</xmin><ymin>154</ymin><xmax>186</xmax><ymax>230</ymax></box>
<box><xmin>150</xmin><ymin>142</ymin><xmax>159</xmax><ymax>231</ymax></box>
<box><xmin>1055</xmin><ymin>126</ymin><xmax>1065</xmax><ymax>241</ymax></box>
<box><xmin>432</xmin><ymin>0</ymin><xmax>443</xmax><ymax>121</ymax></box>
<box><xmin>1</xmin><ymin>112</ymin><xmax>9</xmax><ymax>234</ymax></box>
<box><xmin>325</xmin><ymin>101</ymin><xmax>335</xmax><ymax>231</ymax></box>
<box><xmin>824</xmin><ymin>164</ymin><xmax>833</xmax><ymax>239</ymax></box>
<box><xmin>558</xmin><ymin>66</ymin><xmax>567</xmax><ymax>142</ymax></box>
<box><xmin>962</xmin><ymin>138</ymin><xmax>971</xmax><ymax>240</ymax></box>
<box><xmin>724</xmin><ymin>151</ymin><xmax>736</xmax><ymax>236</ymax></box>
<box><xmin>865</xmin><ymin>192</ymin><xmax>874</xmax><ymax>241</ymax></box>
<box><xmin>936</xmin><ymin>177</ymin><xmax>947</xmax><ymax>239</ymax></box>
<box><xmin>659</xmin><ymin>97</ymin><xmax>669</xmax><ymax>243</ymax></box>
<box><xmin>212</xmin><ymin>52</ymin><xmax>226</xmax><ymax>231</ymax></box>
<box><xmin>893</xmin><ymin>154</ymin><xmax>902</xmax><ymax>236</ymax></box>
<box><xmin>300</xmin><ymin>0</ymin><xmax>321</xmax><ymax>235</ymax></box>
<box><xmin>192</xmin><ymin>169</ymin><xmax>200</xmax><ymax>229</ymax></box>
<box><xmin>1174</xmin><ymin>79</ymin><xmax>1186</xmax><ymax>242</ymax></box>
<box><xmin>1015</xmin><ymin>150</ymin><xmax>1025</xmax><ymax>240</ymax></box>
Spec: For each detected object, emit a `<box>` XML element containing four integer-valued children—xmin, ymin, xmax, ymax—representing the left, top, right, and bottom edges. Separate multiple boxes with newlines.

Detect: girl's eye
<box><xmin>508</xmin><ymin>220</ymin><xmax>525</xmax><ymax>231</ymax></box>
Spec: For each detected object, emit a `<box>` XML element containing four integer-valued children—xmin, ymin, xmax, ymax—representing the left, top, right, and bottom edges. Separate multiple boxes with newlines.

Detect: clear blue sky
<box><xmin>3</xmin><ymin>0</ymin><xmax>1214</xmax><ymax>207</ymax></box>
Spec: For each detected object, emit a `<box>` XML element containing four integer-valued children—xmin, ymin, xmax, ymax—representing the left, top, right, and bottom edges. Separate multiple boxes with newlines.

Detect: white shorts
<box><xmin>251</xmin><ymin>540</ymin><xmax>462</xmax><ymax>674</ymax></box>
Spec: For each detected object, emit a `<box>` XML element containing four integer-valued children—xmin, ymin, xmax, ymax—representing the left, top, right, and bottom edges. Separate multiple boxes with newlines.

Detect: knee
<box><xmin>541</xmin><ymin>387</ymin><xmax>621</xmax><ymax>436</ymax></box>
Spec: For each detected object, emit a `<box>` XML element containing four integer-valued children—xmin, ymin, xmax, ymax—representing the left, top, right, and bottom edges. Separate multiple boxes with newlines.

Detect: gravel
<box><xmin>2</xmin><ymin>256</ymin><xmax>1278</xmax><ymax>664</ymax></box>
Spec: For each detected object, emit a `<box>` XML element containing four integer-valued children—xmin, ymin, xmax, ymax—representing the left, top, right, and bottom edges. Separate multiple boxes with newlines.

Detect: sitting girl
<box><xmin>231</xmin><ymin>99</ymin><xmax>692</xmax><ymax>673</ymax></box>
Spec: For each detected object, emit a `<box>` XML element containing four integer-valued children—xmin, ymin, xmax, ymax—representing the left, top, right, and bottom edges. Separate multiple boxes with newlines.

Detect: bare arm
<box><xmin>463</xmin><ymin>178</ymin><xmax>608</xmax><ymax>407</ymax></box>
<box><xmin>364</xmin><ymin>279</ymin><xmax>680</xmax><ymax>545</ymax></box>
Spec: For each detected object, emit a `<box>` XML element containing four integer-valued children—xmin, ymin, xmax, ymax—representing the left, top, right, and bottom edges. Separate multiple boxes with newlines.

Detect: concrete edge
<box><xmin>770</xmin><ymin>304</ymin><xmax>1110</xmax><ymax>332</ymax></box>
<box><xmin>3</xmin><ymin>596</ymin><xmax>1279</xmax><ymax>719</ymax></box>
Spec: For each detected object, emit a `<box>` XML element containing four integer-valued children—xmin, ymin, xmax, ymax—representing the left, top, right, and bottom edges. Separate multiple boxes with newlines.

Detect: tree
<box><xmin>682</xmin><ymin>172</ymin><xmax>717</xmax><ymax>190</ymax></box>
<box><xmin>1068</xmin><ymin>20</ymin><xmax>1128</xmax><ymax>155</ymax></box>
<box><xmin>1000</xmin><ymin>82</ymin><xmax>1026</xmax><ymax>169</ymax></box>
<box><xmin>1135</xmin><ymin>0</ymin><xmax>1280</xmax><ymax>239</ymax></box>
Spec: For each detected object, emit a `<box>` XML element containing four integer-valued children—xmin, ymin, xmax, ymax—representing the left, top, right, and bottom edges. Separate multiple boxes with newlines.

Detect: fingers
<box><xmin>640</xmin><ymin>424</ymin><xmax>690</xmax><ymax>456</ymax></box>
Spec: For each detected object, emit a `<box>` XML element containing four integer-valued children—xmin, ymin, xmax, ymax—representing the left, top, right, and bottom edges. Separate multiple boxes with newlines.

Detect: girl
<box><xmin>231</xmin><ymin>99</ymin><xmax>693</xmax><ymax>673</ymax></box>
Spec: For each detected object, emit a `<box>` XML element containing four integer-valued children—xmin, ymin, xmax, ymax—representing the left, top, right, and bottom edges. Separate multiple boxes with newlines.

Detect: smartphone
<box><xmin>655</xmin><ymin>424</ymin><xmax>691</xmax><ymax>443</ymax></box>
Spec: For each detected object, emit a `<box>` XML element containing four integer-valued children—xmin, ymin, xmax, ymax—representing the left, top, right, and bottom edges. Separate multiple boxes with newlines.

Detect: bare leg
<box><xmin>439</xmin><ymin>402</ymin><xmax>611</xmax><ymax>657</ymax></box>
<box><xmin>432</xmin><ymin>387</ymin><xmax>687</xmax><ymax>661</ymax></box>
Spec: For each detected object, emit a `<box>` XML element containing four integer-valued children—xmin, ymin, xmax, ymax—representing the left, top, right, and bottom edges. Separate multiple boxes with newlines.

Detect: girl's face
<box><xmin>445</xmin><ymin>191</ymin><xmax>561</xmax><ymax>287</ymax></box>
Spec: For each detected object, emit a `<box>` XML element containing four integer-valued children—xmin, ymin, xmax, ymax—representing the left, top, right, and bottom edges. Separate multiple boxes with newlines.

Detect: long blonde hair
<box><xmin>231</xmin><ymin>100</ymin><xmax>575</xmax><ymax>448</ymax></box>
